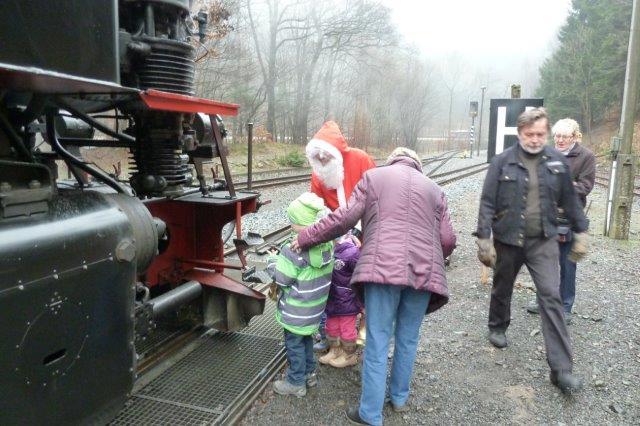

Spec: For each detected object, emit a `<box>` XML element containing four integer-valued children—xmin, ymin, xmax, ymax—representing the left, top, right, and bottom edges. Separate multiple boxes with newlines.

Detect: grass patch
<box><xmin>276</xmin><ymin>150</ymin><xmax>307</xmax><ymax>167</ymax></box>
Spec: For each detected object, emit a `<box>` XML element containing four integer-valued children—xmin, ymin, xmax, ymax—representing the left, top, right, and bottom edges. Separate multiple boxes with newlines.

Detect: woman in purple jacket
<box><xmin>292</xmin><ymin>147</ymin><xmax>456</xmax><ymax>426</ymax></box>
<box><xmin>318</xmin><ymin>235</ymin><xmax>361</xmax><ymax>368</ymax></box>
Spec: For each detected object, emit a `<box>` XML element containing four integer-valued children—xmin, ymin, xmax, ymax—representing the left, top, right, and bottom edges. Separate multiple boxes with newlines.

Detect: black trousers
<box><xmin>489</xmin><ymin>237</ymin><xmax>573</xmax><ymax>372</ymax></box>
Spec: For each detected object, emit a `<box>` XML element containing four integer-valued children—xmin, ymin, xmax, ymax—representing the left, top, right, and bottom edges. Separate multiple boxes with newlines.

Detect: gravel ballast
<box><xmin>239</xmin><ymin>165</ymin><xmax>640</xmax><ymax>425</ymax></box>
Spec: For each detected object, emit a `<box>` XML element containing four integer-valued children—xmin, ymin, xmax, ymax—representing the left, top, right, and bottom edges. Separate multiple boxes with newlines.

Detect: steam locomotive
<box><xmin>0</xmin><ymin>1</ymin><xmax>265</xmax><ymax>423</ymax></box>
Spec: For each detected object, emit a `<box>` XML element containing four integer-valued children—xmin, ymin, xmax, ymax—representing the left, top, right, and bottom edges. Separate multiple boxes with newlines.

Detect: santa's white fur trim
<box><xmin>336</xmin><ymin>184</ymin><xmax>347</xmax><ymax>208</ymax></box>
<box><xmin>305</xmin><ymin>139</ymin><xmax>343</xmax><ymax>164</ymax></box>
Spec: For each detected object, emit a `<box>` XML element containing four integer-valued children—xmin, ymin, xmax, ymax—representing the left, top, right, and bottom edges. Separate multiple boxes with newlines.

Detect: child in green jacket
<box><xmin>271</xmin><ymin>192</ymin><xmax>334</xmax><ymax>397</ymax></box>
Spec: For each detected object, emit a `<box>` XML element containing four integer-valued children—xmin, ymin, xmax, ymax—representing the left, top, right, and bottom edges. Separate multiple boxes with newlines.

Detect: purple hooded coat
<box><xmin>297</xmin><ymin>156</ymin><xmax>456</xmax><ymax>314</ymax></box>
<box><xmin>325</xmin><ymin>238</ymin><xmax>361</xmax><ymax>317</ymax></box>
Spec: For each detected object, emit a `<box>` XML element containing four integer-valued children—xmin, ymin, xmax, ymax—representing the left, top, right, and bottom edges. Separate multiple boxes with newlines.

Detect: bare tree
<box><xmin>438</xmin><ymin>54</ymin><xmax>466</xmax><ymax>143</ymax></box>
<box><xmin>284</xmin><ymin>0</ymin><xmax>396</xmax><ymax>144</ymax></box>
<box><xmin>394</xmin><ymin>54</ymin><xmax>437</xmax><ymax>150</ymax></box>
<box><xmin>246</xmin><ymin>0</ymin><xmax>310</xmax><ymax>141</ymax></box>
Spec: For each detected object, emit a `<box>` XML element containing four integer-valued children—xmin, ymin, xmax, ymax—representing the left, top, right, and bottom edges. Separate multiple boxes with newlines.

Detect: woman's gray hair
<box><xmin>552</xmin><ymin>118</ymin><xmax>582</xmax><ymax>141</ymax></box>
<box><xmin>387</xmin><ymin>147</ymin><xmax>422</xmax><ymax>169</ymax></box>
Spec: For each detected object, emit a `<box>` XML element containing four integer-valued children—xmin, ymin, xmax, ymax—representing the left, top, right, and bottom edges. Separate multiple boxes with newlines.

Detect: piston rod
<box><xmin>150</xmin><ymin>280</ymin><xmax>202</xmax><ymax>317</ymax></box>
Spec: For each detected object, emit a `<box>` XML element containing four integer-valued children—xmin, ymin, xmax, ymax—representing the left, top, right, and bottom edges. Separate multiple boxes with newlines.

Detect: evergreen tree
<box><xmin>536</xmin><ymin>0</ymin><xmax>632</xmax><ymax>133</ymax></box>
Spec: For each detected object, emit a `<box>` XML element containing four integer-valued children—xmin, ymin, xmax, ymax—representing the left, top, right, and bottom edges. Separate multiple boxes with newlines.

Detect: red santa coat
<box><xmin>306</xmin><ymin>121</ymin><xmax>375</xmax><ymax>211</ymax></box>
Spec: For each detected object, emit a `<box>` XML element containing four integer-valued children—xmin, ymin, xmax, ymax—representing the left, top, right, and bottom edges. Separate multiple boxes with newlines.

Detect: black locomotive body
<box><xmin>0</xmin><ymin>1</ymin><xmax>264</xmax><ymax>423</ymax></box>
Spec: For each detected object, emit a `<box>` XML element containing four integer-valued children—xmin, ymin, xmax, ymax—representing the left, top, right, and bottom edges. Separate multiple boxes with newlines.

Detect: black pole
<box><xmin>247</xmin><ymin>122</ymin><xmax>254</xmax><ymax>190</ymax></box>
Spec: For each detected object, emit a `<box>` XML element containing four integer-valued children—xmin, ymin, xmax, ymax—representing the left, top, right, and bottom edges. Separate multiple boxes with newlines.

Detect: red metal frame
<box><xmin>183</xmin><ymin>269</ymin><xmax>264</xmax><ymax>299</ymax></box>
<box><xmin>144</xmin><ymin>196</ymin><xmax>258</xmax><ymax>287</ymax></box>
<box><xmin>140</xmin><ymin>89</ymin><xmax>239</xmax><ymax>116</ymax></box>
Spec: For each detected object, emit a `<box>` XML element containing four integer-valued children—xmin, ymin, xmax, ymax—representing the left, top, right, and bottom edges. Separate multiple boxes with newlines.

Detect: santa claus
<box><xmin>305</xmin><ymin>121</ymin><xmax>375</xmax><ymax>211</ymax></box>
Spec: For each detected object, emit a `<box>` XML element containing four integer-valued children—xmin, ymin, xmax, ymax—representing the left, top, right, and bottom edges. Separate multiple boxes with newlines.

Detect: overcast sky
<box><xmin>376</xmin><ymin>0</ymin><xmax>573</xmax><ymax>100</ymax></box>
<box><xmin>374</xmin><ymin>0</ymin><xmax>573</xmax><ymax>129</ymax></box>
<box><xmin>380</xmin><ymin>0</ymin><xmax>572</xmax><ymax>61</ymax></box>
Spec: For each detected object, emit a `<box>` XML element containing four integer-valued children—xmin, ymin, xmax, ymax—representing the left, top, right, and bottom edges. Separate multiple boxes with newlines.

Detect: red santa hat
<box><xmin>307</xmin><ymin>121</ymin><xmax>348</xmax><ymax>152</ymax></box>
<box><xmin>305</xmin><ymin>121</ymin><xmax>347</xmax><ymax>206</ymax></box>
<box><xmin>305</xmin><ymin>122</ymin><xmax>347</xmax><ymax>162</ymax></box>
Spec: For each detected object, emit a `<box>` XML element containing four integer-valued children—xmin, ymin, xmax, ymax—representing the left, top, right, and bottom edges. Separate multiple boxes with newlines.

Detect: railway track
<box><xmin>232</xmin><ymin>151</ymin><xmax>460</xmax><ymax>190</ymax></box>
<box><xmin>594</xmin><ymin>173</ymin><xmax>640</xmax><ymax>196</ymax></box>
<box><xmin>424</xmin><ymin>150</ymin><xmax>460</xmax><ymax>176</ymax></box>
<box><xmin>231</xmin><ymin>151</ymin><xmax>458</xmax><ymax>183</ymax></box>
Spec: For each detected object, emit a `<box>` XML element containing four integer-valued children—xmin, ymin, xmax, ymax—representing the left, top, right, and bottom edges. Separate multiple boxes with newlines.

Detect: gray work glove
<box><xmin>568</xmin><ymin>232</ymin><xmax>589</xmax><ymax>262</ymax></box>
<box><xmin>476</xmin><ymin>238</ymin><xmax>496</xmax><ymax>268</ymax></box>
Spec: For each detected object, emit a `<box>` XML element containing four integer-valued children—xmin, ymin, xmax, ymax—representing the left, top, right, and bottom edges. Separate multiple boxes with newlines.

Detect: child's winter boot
<box><xmin>318</xmin><ymin>337</ymin><xmax>341</xmax><ymax>364</ymax></box>
<box><xmin>329</xmin><ymin>340</ymin><xmax>358</xmax><ymax>368</ymax></box>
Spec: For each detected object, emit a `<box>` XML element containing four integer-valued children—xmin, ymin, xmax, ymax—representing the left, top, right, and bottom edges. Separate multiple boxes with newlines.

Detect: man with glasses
<box><xmin>527</xmin><ymin>119</ymin><xmax>596</xmax><ymax>324</ymax></box>
<box><xmin>475</xmin><ymin>108</ymin><xmax>588</xmax><ymax>393</ymax></box>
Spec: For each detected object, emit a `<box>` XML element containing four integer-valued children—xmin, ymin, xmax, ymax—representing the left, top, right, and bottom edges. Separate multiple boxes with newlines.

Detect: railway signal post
<box><xmin>477</xmin><ymin>86</ymin><xmax>487</xmax><ymax>158</ymax></box>
<box><xmin>469</xmin><ymin>101</ymin><xmax>478</xmax><ymax>159</ymax></box>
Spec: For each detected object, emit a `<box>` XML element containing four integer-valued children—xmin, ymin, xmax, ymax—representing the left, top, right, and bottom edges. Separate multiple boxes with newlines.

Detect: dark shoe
<box><xmin>273</xmin><ymin>379</ymin><xmax>306</xmax><ymax>397</ymax></box>
<box><xmin>305</xmin><ymin>371</ymin><xmax>318</xmax><ymax>387</ymax></box>
<box><xmin>313</xmin><ymin>339</ymin><xmax>328</xmax><ymax>352</ymax></box>
<box><xmin>385</xmin><ymin>396</ymin><xmax>410</xmax><ymax>413</ymax></box>
<box><xmin>488</xmin><ymin>330</ymin><xmax>508</xmax><ymax>348</ymax></box>
<box><xmin>550</xmin><ymin>371</ymin><xmax>583</xmax><ymax>393</ymax></box>
<box><xmin>391</xmin><ymin>402</ymin><xmax>409</xmax><ymax>413</ymax></box>
<box><xmin>564</xmin><ymin>312</ymin><xmax>572</xmax><ymax>325</ymax></box>
<box><xmin>345</xmin><ymin>406</ymin><xmax>370</xmax><ymax>425</ymax></box>
<box><xmin>526</xmin><ymin>300</ymin><xmax>540</xmax><ymax>314</ymax></box>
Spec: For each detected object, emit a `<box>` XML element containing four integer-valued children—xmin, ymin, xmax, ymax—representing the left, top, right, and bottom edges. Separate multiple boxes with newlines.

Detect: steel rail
<box><xmin>231</xmin><ymin>152</ymin><xmax>459</xmax><ymax>190</ymax></box>
<box><xmin>425</xmin><ymin>150</ymin><xmax>461</xmax><ymax>177</ymax></box>
<box><xmin>231</xmin><ymin>152</ymin><xmax>455</xmax><ymax>180</ymax></box>
<box><xmin>435</xmin><ymin>164</ymin><xmax>490</xmax><ymax>186</ymax></box>
<box><xmin>594</xmin><ymin>174</ymin><xmax>640</xmax><ymax>196</ymax></box>
<box><xmin>430</xmin><ymin>162</ymin><xmax>489</xmax><ymax>180</ymax></box>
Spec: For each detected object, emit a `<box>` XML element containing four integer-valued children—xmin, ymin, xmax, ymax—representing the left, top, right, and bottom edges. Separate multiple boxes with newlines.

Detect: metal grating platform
<box><xmin>111</xmin><ymin>396</ymin><xmax>219</xmax><ymax>425</ymax></box>
<box><xmin>135</xmin><ymin>325</ymin><xmax>191</xmax><ymax>358</ymax></box>
<box><xmin>113</xmin><ymin>301</ymin><xmax>286</xmax><ymax>425</ymax></box>
<box><xmin>137</xmin><ymin>333</ymin><xmax>282</xmax><ymax>409</ymax></box>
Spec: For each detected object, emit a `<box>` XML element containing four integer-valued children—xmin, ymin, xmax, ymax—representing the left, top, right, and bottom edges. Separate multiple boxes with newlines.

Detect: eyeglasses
<box><xmin>554</xmin><ymin>134</ymin><xmax>574</xmax><ymax>140</ymax></box>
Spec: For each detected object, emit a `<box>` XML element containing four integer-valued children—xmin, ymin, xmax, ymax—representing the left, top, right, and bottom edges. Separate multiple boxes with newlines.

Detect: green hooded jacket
<box><xmin>273</xmin><ymin>238</ymin><xmax>333</xmax><ymax>335</ymax></box>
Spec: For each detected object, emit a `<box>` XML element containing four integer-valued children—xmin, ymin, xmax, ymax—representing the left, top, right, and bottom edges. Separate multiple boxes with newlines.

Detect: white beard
<box><xmin>314</xmin><ymin>159</ymin><xmax>344</xmax><ymax>190</ymax></box>
<box><xmin>519</xmin><ymin>142</ymin><xmax>544</xmax><ymax>154</ymax></box>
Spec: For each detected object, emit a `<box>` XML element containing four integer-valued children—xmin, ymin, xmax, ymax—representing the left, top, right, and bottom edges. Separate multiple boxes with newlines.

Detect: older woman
<box><xmin>291</xmin><ymin>147</ymin><xmax>456</xmax><ymax>426</ymax></box>
<box><xmin>527</xmin><ymin>118</ymin><xmax>596</xmax><ymax>324</ymax></box>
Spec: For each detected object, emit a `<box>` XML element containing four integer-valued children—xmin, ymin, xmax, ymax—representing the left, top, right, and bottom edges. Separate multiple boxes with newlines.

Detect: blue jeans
<box><xmin>284</xmin><ymin>330</ymin><xmax>316</xmax><ymax>386</ymax></box>
<box><xmin>559</xmin><ymin>240</ymin><xmax>577</xmax><ymax>313</ymax></box>
<box><xmin>358</xmin><ymin>284</ymin><xmax>431</xmax><ymax>426</ymax></box>
<box><xmin>318</xmin><ymin>312</ymin><xmax>327</xmax><ymax>340</ymax></box>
